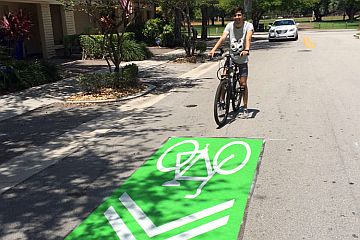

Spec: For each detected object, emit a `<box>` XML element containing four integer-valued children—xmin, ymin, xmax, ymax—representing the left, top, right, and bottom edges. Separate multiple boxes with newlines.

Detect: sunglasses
<box><xmin>234</xmin><ymin>13</ymin><xmax>243</xmax><ymax>17</ymax></box>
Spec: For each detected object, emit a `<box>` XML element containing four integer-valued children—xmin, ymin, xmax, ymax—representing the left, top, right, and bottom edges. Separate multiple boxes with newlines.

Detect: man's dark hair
<box><xmin>233</xmin><ymin>7</ymin><xmax>245</xmax><ymax>15</ymax></box>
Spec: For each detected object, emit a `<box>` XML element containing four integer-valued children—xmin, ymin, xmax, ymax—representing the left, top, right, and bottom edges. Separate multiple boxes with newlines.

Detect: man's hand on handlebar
<box><xmin>208</xmin><ymin>49</ymin><xmax>216</xmax><ymax>58</ymax></box>
<box><xmin>208</xmin><ymin>47</ymin><xmax>224</xmax><ymax>59</ymax></box>
<box><xmin>240</xmin><ymin>50</ymin><xmax>250</xmax><ymax>56</ymax></box>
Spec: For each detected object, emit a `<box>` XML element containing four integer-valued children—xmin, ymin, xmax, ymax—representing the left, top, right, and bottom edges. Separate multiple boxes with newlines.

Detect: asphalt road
<box><xmin>0</xmin><ymin>30</ymin><xmax>359</xmax><ymax>239</ymax></box>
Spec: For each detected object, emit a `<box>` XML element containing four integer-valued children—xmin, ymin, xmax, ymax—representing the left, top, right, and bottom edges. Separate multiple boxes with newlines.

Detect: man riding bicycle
<box><xmin>208</xmin><ymin>7</ymin><xmax>254</xmax><ymax>118</ymax></box>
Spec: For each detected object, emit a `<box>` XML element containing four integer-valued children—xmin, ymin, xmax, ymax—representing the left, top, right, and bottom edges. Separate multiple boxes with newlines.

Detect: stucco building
<box><xmin>0</xmin><ymin>0</ymin><xmax>154</xmax><ymax>58</ymax></box>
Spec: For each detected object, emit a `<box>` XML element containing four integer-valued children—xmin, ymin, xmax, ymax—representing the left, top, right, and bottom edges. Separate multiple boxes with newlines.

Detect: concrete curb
<box><xmin>64</xmin><ymin>83</ymin><xmax>156</xmax><ymax>104</ymax></box>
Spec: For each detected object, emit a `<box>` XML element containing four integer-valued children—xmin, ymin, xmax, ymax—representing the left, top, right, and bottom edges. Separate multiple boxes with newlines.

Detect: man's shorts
<box><xmin>235</xmin><ymin>63</ymin><xmax>248</xmax><ymax>77</ymax></box>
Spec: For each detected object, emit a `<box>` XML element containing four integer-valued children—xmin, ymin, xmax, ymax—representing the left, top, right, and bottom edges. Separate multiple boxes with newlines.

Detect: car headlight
<box><xmin>289</xmin><ymin>28</ymin><xmax>296</xmax><ymax>32</ymax></box>
<box><xmin>269</xmin><ymin>29</ymin><xmax>275</xmax><ymax>33</ymax></box>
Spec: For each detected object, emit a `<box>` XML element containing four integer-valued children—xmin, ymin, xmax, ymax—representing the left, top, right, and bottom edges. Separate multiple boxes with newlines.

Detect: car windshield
<box><xmin>273</xmin><ymin>20</ymin><xmax>295</xmax><ymax>26</ymax></box>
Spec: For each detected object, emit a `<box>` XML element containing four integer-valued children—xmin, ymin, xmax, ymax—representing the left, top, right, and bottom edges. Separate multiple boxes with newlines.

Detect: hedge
<box><xmin>78</xmin><ymin>33</ymin><xmax>151</xmax><ymax>61</ymax></box>
<box><xmin>0</xmin><ymin>60</ymin><xmax>60</xmax><ymax>93</ymax></box>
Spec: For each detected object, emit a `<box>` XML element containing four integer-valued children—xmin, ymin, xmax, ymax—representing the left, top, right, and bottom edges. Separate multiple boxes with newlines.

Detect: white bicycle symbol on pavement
<box><xmin>157</xmin><ymin>140</ymin><xmax>251</xmax><ymax>199</ymax></box>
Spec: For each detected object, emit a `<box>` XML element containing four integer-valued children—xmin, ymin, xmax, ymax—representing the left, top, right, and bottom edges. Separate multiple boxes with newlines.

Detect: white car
<box><xmin>268</xmin><ymin>19</ymin><xmax>298</xmax><ymax>41</ymax></box>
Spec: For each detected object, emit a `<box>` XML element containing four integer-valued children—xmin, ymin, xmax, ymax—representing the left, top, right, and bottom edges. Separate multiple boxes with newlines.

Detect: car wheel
<box><xmin>294</xmin><ymin>34</ymin><xmax>298</xmax><ymax>41</ymax></box>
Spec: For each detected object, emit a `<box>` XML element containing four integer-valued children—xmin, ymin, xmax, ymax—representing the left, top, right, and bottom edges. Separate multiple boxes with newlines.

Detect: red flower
<box><xmin>0</xmin><ymin>9</ymin><xmax>32</xmax><ymax>41</ymax></box>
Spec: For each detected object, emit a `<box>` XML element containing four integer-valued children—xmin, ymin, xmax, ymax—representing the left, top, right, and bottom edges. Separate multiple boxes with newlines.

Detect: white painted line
<box><xmin>179</xmin><ymin>62</ymin><xmax>218</xmax><ymax>79</ymax></box>
<box><xmin>104</xmin><ymin>206</ymin><xmax>136</xmax><ymax>240</ymax></box>
<box><xmin>166</xmin><ymin>216</ymin><xmax>230</xmax><ymax>240</ymax></box>
<box><xmin>120</xmin><ymin>192</ymin><xmax>234</xmax><ymax>237</ymax></box>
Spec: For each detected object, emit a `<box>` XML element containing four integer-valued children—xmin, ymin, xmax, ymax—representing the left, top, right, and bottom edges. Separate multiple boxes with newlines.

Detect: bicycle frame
<box><xmin>221</xmin><ymin>54</ymin><xmax>240</xmax><ymax>92</ymax></box>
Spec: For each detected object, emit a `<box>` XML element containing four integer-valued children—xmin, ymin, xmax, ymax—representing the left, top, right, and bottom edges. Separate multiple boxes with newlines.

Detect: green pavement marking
<box><xmin>66</xmin><ymin>137</ymin><xmax>264</xmax><ymax>240</ymax></box>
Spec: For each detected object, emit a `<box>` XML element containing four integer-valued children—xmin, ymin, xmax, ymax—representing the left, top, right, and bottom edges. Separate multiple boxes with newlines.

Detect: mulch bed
<box><xmin>65</xmin><ymin>84</ymin><xmax>146</xmax><ymax>102</ymax></box>
<box><xmin>173</xmin><ymin>55</ymin><xmax>207</xmax><ymax>63</ymax></box>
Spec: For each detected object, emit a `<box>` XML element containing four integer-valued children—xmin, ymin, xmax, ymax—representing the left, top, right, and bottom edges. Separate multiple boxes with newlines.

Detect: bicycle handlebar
<box><xmin>209</xmin><ymin>48</ymin><xmax>242</xmax><ymax>61</ymax></box>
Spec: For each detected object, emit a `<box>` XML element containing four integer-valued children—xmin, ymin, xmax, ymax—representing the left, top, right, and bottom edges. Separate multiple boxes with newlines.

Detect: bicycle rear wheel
<box><xmin>214</xmin><ymin>80</ymin><xmax>230</xmax><ymax>126</ymax></box>
<box><xmin>232</xmin><ymin>77</ymin><xmax>242</xmax><ymax>112</ymax></box>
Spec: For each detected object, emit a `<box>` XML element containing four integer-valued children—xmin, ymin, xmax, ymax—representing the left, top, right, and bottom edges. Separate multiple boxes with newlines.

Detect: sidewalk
<box><xmin>0</xmin><ymin>48</ymin><xmax>183</xmax><ymax>122</ymax></box>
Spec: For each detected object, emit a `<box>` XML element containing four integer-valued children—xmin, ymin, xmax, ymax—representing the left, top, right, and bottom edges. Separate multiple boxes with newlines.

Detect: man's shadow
<box><xmin>217</xmin><ymin>108</ymin><xmax>260</xmax><ymax>129</ymax></box>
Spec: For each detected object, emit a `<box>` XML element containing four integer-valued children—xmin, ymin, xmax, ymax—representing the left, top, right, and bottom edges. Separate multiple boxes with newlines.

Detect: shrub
<box><xmin>79</xmin><ymin>64</ymin><xmax>139</xmax><ymax>93</ymax></box>
<box><xmin>0</xmin><ymin>60</ymin><xmax>60</xmax><ymax>93</ymax></box>
<box><xmin>13</xmin><ymin>60</ymin><xmax>46</xmax><ymax>86</ymax></box>
<box><xmin>126</xmin><ymin>22</ymin><xmax>145</xmax><ymax>41</ymax></box>
<box><xmin>160</xmin><ymin>24</ymin><xmax>175</xmax><ymax>47</ymax></box>
<box><xmin>121</xmin><ymin>40</ymin><xmax>152</xmax><ymax>61</ymax></box>
<box><xmin>122</xmin><ymin>64</ymin><xmax>139</xmax><ymax>87</ymax></box>
<box><xmin>79</xmin><ymin>35</ymin><xmax>104</xmax><ymax>59</ymax></box>
<box><xmin>0</xmin><ymin>9</ymin><xmax>32</xmax><ymax>60</ymax></box>
<box><xmin>195</xmin><ymin>41</ymin><xmax>207</xmax><ymax>54</ymax></box>
<box><xmin>64</xmin><ymin>34</ymin><xmax>80</xmax><ymax>57</ymax></box>
<box><xmin>0</xmin><ymin>46</ymin><xmax>10</xmax><ymax>62</ymax></box>
<box><xmin>79</xmin><ymin>34</ymin><xmax>151</xmax><ymax>61</ymax></box>
<box><xmin>143</xmin><ymin>18</ymin><xmax>164</xmax><ymax>45</ymax></box>
<box><xmin>40</xmin><ymin>60</ymin><xmax>61</xmax><ymax>82</ymax></box>
<box><xmin>79</xmin><ymin>72</ymin><xmax>105</xmax><ymax>93</ymax></box>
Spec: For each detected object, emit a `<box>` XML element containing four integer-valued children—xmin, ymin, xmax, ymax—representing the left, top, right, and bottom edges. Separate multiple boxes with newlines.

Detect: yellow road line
<box><xmin>303</xmin><ymin>36</ymin><xmax>316</xmax><ymax>49</ymax></box>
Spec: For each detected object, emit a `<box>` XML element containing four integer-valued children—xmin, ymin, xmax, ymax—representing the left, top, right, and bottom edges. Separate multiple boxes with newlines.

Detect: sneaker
<box><xmin>240</xmin><ymin>108</ymin><xmax>249</xmax><ymax>119</ymax></box>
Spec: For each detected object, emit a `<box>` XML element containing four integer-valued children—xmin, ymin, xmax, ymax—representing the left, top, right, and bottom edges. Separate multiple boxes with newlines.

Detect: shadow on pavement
<box><xmin>0</xmin><ymin>103</ymin><xmax>194</xmax><ymax>239</ymax></box>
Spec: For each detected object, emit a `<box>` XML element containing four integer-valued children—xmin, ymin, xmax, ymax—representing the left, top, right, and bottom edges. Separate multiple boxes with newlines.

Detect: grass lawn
<box><xmin>261</xmin><ymin>15</ymin><xmax>359</xmax><ymax>30</ymax></box>
<box><xmin>193</xmin><ymin>25</ymin><xmax>226</xmax><ymax>36</ymax></box>
<box><xmin>192</xmin><ymin>16</ymin><xmax>359</xmax><ymax>36</ymax></box>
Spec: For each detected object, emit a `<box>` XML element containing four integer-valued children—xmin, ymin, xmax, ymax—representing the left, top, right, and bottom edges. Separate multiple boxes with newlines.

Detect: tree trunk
<box><xmin>221</xmin><ymin>17</ymin><xmax>225</xmax><ymax>26</ymax></box>
<box><xmin>211</xmin><ymin>17</ymin><xmax>215</xmax><ymax>26</ymax></box>
<box><xmin>174</xmin><ymin>8</ymin><xmax>182</xmax><ymax>46</ymax></box>
<box><xmin>134</xmin><ymin>0</ymin><xmax>142</xmax><ymax>25</ymax></box>
<box><xmin>251</xmin><ymin>11</ymin><xmax>264</xmax><ymax>31</ymax></box>
<box><xmin>313</xmin><ymin>9</ymin><xmax>322</xmax><ymax>22</ymax></box>
<box><xmin>201</xmin><ymin>6</ymin><xmax>208</xmax><ymax>40</ymax></box>
<box><xmin>114</xmin><ymin>64</ymin><xmax>120</xmax><ymax>73</ymax></box>
<box><xmin>346</xmin><ymin>8</ymin><xmax>356</xmax><ymax>21</ymax></box>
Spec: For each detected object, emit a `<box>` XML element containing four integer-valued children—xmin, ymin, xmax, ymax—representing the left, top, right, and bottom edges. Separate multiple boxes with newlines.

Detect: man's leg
<box><xmin>240</xmin><ymin>76</ymin><xmax>248</xmax><ymax>108</ymax></box>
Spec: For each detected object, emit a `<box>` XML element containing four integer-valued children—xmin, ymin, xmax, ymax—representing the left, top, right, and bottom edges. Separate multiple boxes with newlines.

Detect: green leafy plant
<box><xmin>80</xmin><ymin>34</ymin><xmax>151</xmax><ymax>61</ymax></box>
<box><xmin>160</xmin><ymin>24</ymin><xmax>175</xmax><ymax>47</ymax></box>
<box><xmin>195</xmin><ymin>41</ymin><xmax>207</xmax><ymax>54</ymax></box>
<box><xmin>0</xmin><ymin>9</ymin><xmax>32</xmax><ymax>59</ymax></box>
<box><xmin>79</xmin><ymin>72</ymin><xmax>105</xmax><ymax>93</ymax></box>
<box><xmin>64</xmin><ymin>34</ymin><xmax>80</xmax><ymax>57</ymax></box>
<box><xmin>0</xmin><ymin>60</ymin><xmax>60</xmax><ymax>93</ymax></box>
<box><xmin>0</xmin><ymin>9</ymin><xmax>32</xmax><ymax>41</ymax></box>
<box><xmin>122</xmin><ymin>64</ymin><xmax>139</xmax><ymax>87</ymax></box>
<box><xmin>121</xmin><ymin>40</ymin><xmax>152</xmax><ymax>61</ymax></box>
<box><xmin>143</xmin><ymin>18</ymin><xmax>164</xmax><ymax>45</ymax></box>
<box><xmin>79</xmin><ymin>64</ymin><xmax>139</xmax><ymax>92</ymax></box>
<box><xmin>79</xmin><ymin>35</ymin><xmax>104</xmax><ymax>59</ymax></box>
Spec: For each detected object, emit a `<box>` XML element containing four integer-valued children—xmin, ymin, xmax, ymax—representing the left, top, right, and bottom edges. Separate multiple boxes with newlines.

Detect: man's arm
<box><xmin>208</xmin><ymin>31</ymin><xmax>229</xmax><ymax>57</ymax></box>
<box><xmin>240</xmin><ymin>30</ymin><xmax>253</xmax><ymax>56</ymax></box>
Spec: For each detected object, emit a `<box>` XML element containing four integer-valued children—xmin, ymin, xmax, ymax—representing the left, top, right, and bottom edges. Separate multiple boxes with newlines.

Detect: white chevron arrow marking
<box><xmin>119</xmin><ymin>192</ymin><xmax>234</xmax><ymax>238</ymax></box>
<box><xmin>166</xmin><ymin>215</ymin><xmax>230</xmax><ymax>240</ymax></box>
<box><xmin>104</xmin><ymin>206</ymin><xmax>135</xmax><ymax>240</ymax></box>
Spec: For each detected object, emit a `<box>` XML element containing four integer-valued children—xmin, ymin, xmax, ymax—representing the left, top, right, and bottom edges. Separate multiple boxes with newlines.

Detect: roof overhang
<box><xmin>3</xmin><ymin>0</ymin><xmax>62</xmax><ymax>4</ymax></box>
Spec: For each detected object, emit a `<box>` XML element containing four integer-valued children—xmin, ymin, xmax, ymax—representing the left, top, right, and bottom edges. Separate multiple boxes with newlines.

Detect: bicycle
<box><xmin>157</xmin><ymin>139</ymin><xmax>251</xmax><ymax>199</ymax></box>
<box><xmin>212</xmin><ymin>50</ymin><xmax>244</xmax><ymax>127</ymax></box>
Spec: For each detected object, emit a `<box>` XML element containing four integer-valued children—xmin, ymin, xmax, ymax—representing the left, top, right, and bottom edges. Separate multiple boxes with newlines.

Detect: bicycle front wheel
<box><xmin>213</xmin><ymin>141</ymin><xmax>251</xmax><ymax>175</ymax></box>
<box><xmin>214</xmin><ymin>80</ymin><xmax>230</xmax><ymax>126</ymax></box>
